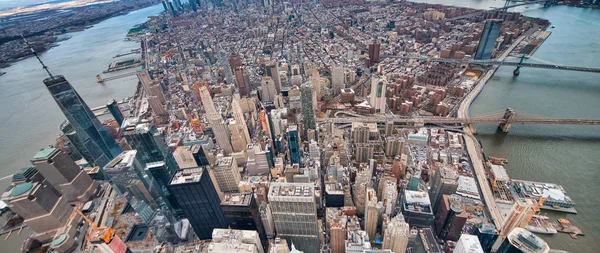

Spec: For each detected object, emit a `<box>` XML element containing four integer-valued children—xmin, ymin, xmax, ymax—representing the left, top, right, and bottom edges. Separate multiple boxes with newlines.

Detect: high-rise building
<box><xmin>434</xmin><ymin>194</ymin><xmax>468</xmax><ymax>241</ymax></box>
<box><xmin>31</xmin><ymin>147</ymin><xmax>96</xmax><ymax>202</ymax></box>
<box><xmin>137</xmin><ymin>70</ymin><xmax>167</xmax><ymax>117</ymax></box>
<box><xmin>7</xmin><ymin>182</ymin><xmax>74</xmax><ymax>242</ymax></box>
<box><xmin>429</xmin><ymin>166</ymin><xmax>459</xmax><ymax>213</ymax></box>
<box><xmin>364</xmin><ymin>188</ymin><xmax>379</xmax><ymax>240</ymax></box>
<box><xmin>43</xmin><ymin>75</ymin><xmax>121</xmax><ymax>166</ymax></box>
<box><xmin>234</xmin><ymin>66</ymin><xmax>252</xmax><ymax>97</ymax></box>
<box><xmin>229</xmin><ymin>119</ymin><xmax>248</xmax><ymax>152</ymax></box>
<box><xmin>60</xmin><ymin>120</ymin><xmax>93</xmax><ymax>163</ymax></box>
<box><xmin>173</xmin><ymin>146</ymin><xmax>200</xmax><ymax>169</ymax></box>
<box><xmin>209</xmin><ymin>113</ymin><xmax>234</xmax><ymax>154</ymax></box>
<box><xmin>192</xmin><ymin>144</ymin><xmax>210</xmax><ymax>166</ymax></box>
<box><xmin>106</xmin><ymin>99</ymin><xmax>124</xmax><ymax>126</ymax></box>
<box><xmin>454</xmin><ymin>234</ymin><xmax>484</xmax><ymax>253</ymax></box>
<box><xmin>385</xmin><ymin>136</ymin><xmax>405</xmax><ymax>157</ymax></box>
<box><xmin>210</xmin><ymin>228</ymin><xmax>265</xmax><ymax>253</ymax></box>
<box><xmin>221</xmin><ymin>193</ymin><xmax>268</xmax><ymax>251</ymax></box>
<box><xmin>473</xmin><ymin>223</ymin><xmax>498</xmax><ymax>253</ymax></box>
<box><xmin>368</xmin><ymin>43</ymin><xmax>380</xmax><ymax>66</ymax></box>
<box><xmin>497</xmin><ymin>227</ymin><xmax>549</xmax><ymax>253</ymax></box>
<box><xmin>268</xmin><ymin>183</ymin><xmax>320</xmax><ymax>253</ymax></box>
<box><xmin>103</xmin><ymin>150</ymin><xmax>178</xmax><ymax>242</ymax></box>
<box><xmin>369</xmin><ymin>75</ymin><xmax>387</xmax><ymax>113</ymax></box>
<box><xmin>300</xmin><ymin>82</ymin><xmax>316</xmax><ymax>139</ymax></box>
<box><xmin>168</xmin><ymin>168</ymin><xmax>227</xmax><ymax>239</ymax></box>
<box><xmin>382</xmin><ymin>213</ymin><xmax>409</xmax><ymax>253</ymax></box>
<box><xmin>200</xmin><ymin>86</ymin><xmax>218</xmax><ymax>115</ymax></box>
<box><xmin>332</xmin><ymin>65</ymin><xmax>345</xmax><ymax>95</ymax></box>
<box><xmin>228</xmin><ymin>53</ymin><xmax>242</xmax><ymax>70</ymax></box>
<box><xmin>247</xmin><ymin>144</ymin><xmax>270</xmax><ymax>175</ymax></box>
<box><xmin>475</xmin><ymin>20</ymin><xmax>502</xmax><ymax>59</ymax></box>
<box><xmin>402</xmin><ymin>190</ymin><xmax>434</xmax><ymax>228</ymax></box>
<box><xmin>261</xmin><ymin>76</ymin><xmax>276</xmax><ymax>102</ymax></box>
<box><xmin>232</xmin><ymin>98</ymin><xmax>252</xmax><ymax>145</ymax></box>
<box><xmin>259</xmin><ymin>202</ymin><xmax>275</xmax><ymax>238</ymax></box>
<box><xmin>287</xmin><ymin>125</ymin><xmax>301</xmax><ymax>165</ymax></box>
<box><xmin>501</xmin><ymin>199</ymin><xmax>537</xmax><ymax>236</ymax></box>
<box><xmin>265</xmin><ymin>61</ymin><xmax>282</xmax><ymax>93</ymax></box>
<box><xmin>211</xmin><ymin>156</ymin><xmax>241</xmax><ymax>193</ymax></box>
<box><xmin>122</xmin><ymin>117</ymin><xmax>168</xmax><ymax>164</ymax></box>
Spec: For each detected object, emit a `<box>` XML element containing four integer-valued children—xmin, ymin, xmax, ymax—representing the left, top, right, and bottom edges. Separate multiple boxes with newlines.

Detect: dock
<box><xmin>0</xmin><ymin>213</ymin><xmax>26</xmax><ymax>237</ymax></box>
<box><xmin>512</xmin><ymin>179</ymin><xmax>577</xmax><ymax>214</ymax></box>
<box><xmin>90</xmin><ymin>98</ymin><xmax>132</xmax><ymax>117</ymax></box>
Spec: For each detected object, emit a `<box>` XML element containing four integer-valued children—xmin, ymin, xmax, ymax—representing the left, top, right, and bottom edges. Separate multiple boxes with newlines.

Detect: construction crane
<box><xmin>74</xmin><ymin>208</ymin><xmax>114</xmax><ymax>244</ymax></box>
<box><xmin>522</xmin><ymin>197</ymin><xmax>546</xmax><ymax>227</ymax></box>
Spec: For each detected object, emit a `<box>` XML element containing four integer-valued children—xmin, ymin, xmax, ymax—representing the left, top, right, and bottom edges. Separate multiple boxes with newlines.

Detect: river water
<box><xmin>412</xmin><ymin>0</ymin><xmax>600</xmax><ymax>252</ymax></box>
<box><xmin>0</xmin><ymin>4</ymin><xmax>162</xmax><ymax>251</ymax></box>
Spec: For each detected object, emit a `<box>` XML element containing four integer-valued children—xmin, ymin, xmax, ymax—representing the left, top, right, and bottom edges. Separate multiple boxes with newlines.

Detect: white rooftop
<box><xmin>457</xmin><ymin>176</ymin><xmax>480</xmax><ymax>200</ymax></box>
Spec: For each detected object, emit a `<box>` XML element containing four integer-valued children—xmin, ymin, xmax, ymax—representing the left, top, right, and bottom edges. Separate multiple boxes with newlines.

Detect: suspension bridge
<box><xmin>317</xmin><ymin>108</ymin><xmax>600</xmax><ymax>132</ymax></box>
<box><xmin>446</xmin><ymin>0</ymin><xmax>558</xmax><ymax>21</ymax></box>
<box><xmin>382</xmin><ymin>55</ymin><xmax>600</xmax><ymax>75</ymax></box>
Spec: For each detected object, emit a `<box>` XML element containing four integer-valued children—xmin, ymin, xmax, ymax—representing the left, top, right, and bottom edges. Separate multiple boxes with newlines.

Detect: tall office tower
<box><xmin>122</xmin><ymin>117</ymin><xmax>168</xmax><ymax>164</ymax></box>
<box><xmin>385</xmin><ymin>136</ymin><xmax>405</xmax><ymax>157</ymax></box>
<box><xmin>247</xmin><ymin>144</ymin><xmax>270</xmax><ymax>175</ymax></box>
<box><xmin>104</xmin><ymin>151</ymin><xmax>178</xmax><ymax>242</ymax></box>
<box><xmin>332</xmin><ymin>65</ymin><xmax>345</xmax><ymax>95</ymax></box>
<box><xmin>167</xmin><ymin>1</ymin><xmax>177</xmax><ymax>16</ymax></box>
<box><xmin>192</xmin><ymin>144</ymin><xmax>210</xmax><ymax>166</ymax></box>
<box><xmin>229</xmin><ymin>120</ymin><xmax>248</xmax><ymax>152</ymax></box>
<box><xmin>31</xmin><ymin>147</ymin><xmax>96</xmax><ymax>202</ymax></box>
<box><xmin>382</xmin><ymin>213</ymin><xmax>409</xmax><ymax>253</ymax></box>
<box><xmin>107</xmin><ymin>99</ymin><xmax>125</xmax><ymax>126</ymax></box>
<box><xmin>269</xmin><ymin>183</ymin><xmax>320</xmax><ymax>253</ymax></box>
<box><xmin>368</xmin><ymin>42</ymin><xmax>381</xmax><ymax>66</ymax></box>
<box><xmin>475</xmin><ymin>20</ymin><xmax>502</xmax><ymax>59</ymax></box>
<box><xmin>7</xmin><ymin>182</ymin><xmax>74</xmax><ymax>242</ymax></box>
<box><xmin>169</xmin><ymin>168</ymin><xmax>227</xmax><ymax>239</ymax></box>
<box><xmin>43</xmin><ymin>75</ymin><xmax>121</xmax><ymax>167</ymax></box>
<box><xmin>209</xmin><ymin>113</ymin><xmax>234</xmax><ymax>154</ymax></box>
<box><xmin>137</xmin><ymin>70</ymin><xmax>167</xmax><ymax>115</ymax></box>
<box><xmin>221</xmin><ymin>193</ymin><xmax>268</xmax><ymax>251</ymax></box>
<box><xmin>219</xmin><ymin>50</ymin><xmax>234</xmax><ymax>84</ymax></box>
<box><xmin>434</xmin><ymin>194</ymin><xmax>468</xmax><ymax>241</ymax></box>
<box><xmin>199</xmin><ymin>86</ymin><xmax>218</xmax><ymax>115</ymax></box>
<box><xmin>162</xmin><ymin>0</ymin><xmax>168</xmax><ymax>11</ymax></box>
<box><xmin>384</xmin><ymin>120</ymin><xmax>394</xmax><ymax>137</ymax></box>
<box><xmin>210</xmin><ymin>229</ymin><xmax>265</xmax><ymax>253</ymax></box>
<box><xmin>60</xmin><ymin>120</ymin><xmax>93</xmax><ymax>163</ymax></box>
<box><xmin>228</xmin><ymin>53</ymin><xmax>242</xmax><ymax>71</ymax></box>
<box><xmin>473</xmin><ymin>223</ymin><xmax>498</xmax><ymax>253</ymax></box>
<box><xmin>310</xmin><ymin>68</ymin><xmax>321</xmax><ymax>99</ymax></box>
<box><xmin>173</xmin><ymin>146</ymin><xmax>199</xmax><ymax>169</ymax></box>
<box><xmin>497</xmin><ymin>228</ymin><xmax>549</xmax><ymax>253</ymax></box>
<box><xmin>382</xmin><ymin>180</ymin><xmax>397</xmax><ymax>215</ymax></box>
<box><xmin>287</xmin><ymin>125</ymin><xmax>301</xmax><ymax>165</ymax></box>
<box><xmin>429</xmin><ymin>165</ymin><xmax>459</xmax><ymax>213</ymax></box>
<box><xmin>265</xmin><ymin>61</ymin><xmax>282</xmax><ymax>93</ymax></box>
<box><xmin>364</xmin><ymin>188</ymin><xmax>379</xmax><ymax>240</ymax></box>
<box><xmin>261</xmin><ymin>76</ymin><xmax>276</xmax><ymax>102</ymax></box>
<box><xmin>352</xmin><ymin>123</ymin><xmax>373</xmax><ymax>144</ymax></box>
<box><xmin>500</xmin><ymin>199</ymin><xmax>537</xmax><ymax>236</ymax></box>
<box><xmin>234</xmin><ymin>67</ymin><xmax>252</xmax><ymax>97</ymax></box>
<box><xmin>454</xmin><ymin>234</ymin><xmax>484</xmax><ymax>253</ymax></box>
<box><xmin>369</xmin><ymin>75</ymin><xmax>388</xmax><ymax>113</ymax></box>
<box><xmin>300</xmin><ymin>83</ymin><xmax>316</xmax><ymax>139</ymax></box>
<box><xmin>402</xmin><ymin>190</ymin><xmax>434</xmax><ymax>228</ymax></box>
<box><xmin>259</xmin><ymin>202</ymin><xmax>275</xmax><ymax>238</ymax></box>
<box><xmin>211</xmin><ymin>156</ymin><xmax>241</xmax><ymax>193</ymax></box>
<box><xmin>308</xmin><ymin>140</ymin><xmax>320</xmax><ymax>159</ymax></box>
<box><xmin>232</xmin><ymin>99</ymin><xmax>252</xmax><ymax>144</ymax></box>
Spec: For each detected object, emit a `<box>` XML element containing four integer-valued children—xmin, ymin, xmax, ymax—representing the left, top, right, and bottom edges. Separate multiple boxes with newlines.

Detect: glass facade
<box><xmin>287</xmin><ymin>126</ymin><xmax>300</xmax><ymax>165</ymax></box>
<box><xmin>44</xmin><ymin>76</ymin><xmax>121</xmax><ymax>167</ymax></box>
<box><xmin>475</xmin><ymin>20</ymin><xmax>502</xmax><ymax>60</ymax></box>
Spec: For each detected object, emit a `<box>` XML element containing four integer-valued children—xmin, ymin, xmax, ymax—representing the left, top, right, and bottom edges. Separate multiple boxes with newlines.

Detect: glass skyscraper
<box><xmin>475</xmin><ymin>20</ymin><xmax>502</xmax><ymax>60</ymax></box>
<box><xmin>44</xmin><ymin>75</ymin><xmax>121</xmax><ymax>166</ymax></box>
<box><xmin>287</xmin><ymin>125</ymin><xmax>301</xmax><ymax>165</ymax></box>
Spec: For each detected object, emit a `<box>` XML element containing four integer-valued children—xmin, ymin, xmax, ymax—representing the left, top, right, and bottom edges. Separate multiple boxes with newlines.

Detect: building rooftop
<box><xmin>103</xmin><ymin>150</ymin><xmax>137</xmax><ymax>173</ymax></box>
<box><xmin>268</xmin><ymin>182</ymin><xmax>314</xmax><ymax>198</ymax></box>
<box><xmin>215</xmin><ymin>157</ymin><xmax>234</xmax><ymax>168</ymax></box>
<box><xmin>9</xmin><ymin>182</ymin><xmax>33</xmax><ymax>197</ymax></box>
<box><xmin>456</xmin><ymin>234</ymin><xmax>483</xmax><ymax>253</ymax></box>
<box><xmin>170</xmin><ymin>167</ymin><xmax>204</xmax><ymax>185</ymax></box>
<box><xmin>490</xmin><ymin>164</ymin><xmax>510</xmax><ymax>182</ymax></box>
<box><xmin>457</xmin><ymin>176</ymin><xmax>480</xmax><ymax>200</ymax></box>
<box><xmin>221</xmin><ymin>193</ymin><xmax>252</xmax><ymax>206</ymax></box>
<box><xmin>31</xmin><ymin>147</ymin><xmax>59</xmax><ymax>161</ymax></box>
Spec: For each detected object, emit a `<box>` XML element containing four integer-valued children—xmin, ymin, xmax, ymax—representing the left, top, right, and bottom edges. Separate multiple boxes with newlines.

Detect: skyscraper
<box><xmin>137</xmin><ymin>70</ymin><xmax>167</xmax><ymax>117</ymax></box>
<box><xmin>265</xmin><ymin>61</ymin><xmax>282</xmax><ymax>93</ymax></box>
<box><xmin>121</xmin><ymin>117</ymin><xmax>168</xmax><ymax>164</ymax></box>
<box><xmin>434</xmin><ymin>194</ymin><xmax>468</xmax><ymax>241</ymax></box>
<box><xmin>209</xmin><ymin>113</ymin><xmax>234</xmax><ymax>154</ymax></box>
<box><xmin>247</xmin><ymin>144</ymin><xmax>270</xmax><ymax>175</ymax></box>
<box><xmin>59</xmin><ymin>120</ymin><xmax>93</xmax><ymax>163</ymax></box>
<box><xmin>475</xmin><ymin>20</ymin><xmax>502</xmax><ymax>60</ymax></box>
<box><xmin>364</xmin><ymin>187</ymin><xmax>379</xmax><ymax>240</ymax></box>
<box><xmin>211</xmin><ymin>156</ymin><xmax>241</xmax><ymax>193</ymax></box>
<box><xmin>232</xmin><ymin>99</ymin><xmax>252</xmax><ymax>146</ymax></box>
<box><xmin>500</xmin><ymin>199</ymin><xmax>537</xmax><ymax>237</ymax></box>
<box><xmin>287</xmin><ymin>125</ymin><xmax>301</xmax><ymax>165</ymax></box>
<box><xmin>106</xmin><ymin>99</ymin><xmax>124</xmax><ymax>126</ymax></box>
<box><xmin>43</xmin><ymin>75</ymin><xmax>121</xmax><ymax>166</ymax></box>
<box><xmin>31</xmin><ymin>147</ymin><xmax>97</xmax><ymax>202</ymax></box>
<box><xmin>301</xmin><ymin>82</ymin><xmax>316</xmax><ymax>139</ymax></box>
<box><xmin>268</xmin><ymin>183</ymin><xmax>320</xmax><ymax>253</ymax></box>
<box><xmin>429</xmin><ymin>165</ymin><xmax>459</xmax><ymax>213</ymax></box>
<box><xmin>332</xmin><ymin>65</ymin><xmax>345</xmax><ymax>95</ymax></box>
<box><xmin>496</xmin><ymin>228</ymin><xmax>549</xmax><ymax>253</ymax></box>
<box><xmin>370</xmin><ymin>74</ymin><xmax>387</xmax><ymax>113</ymax></box>
<box><xmin>234</xmin><ymin>67</ymin><xmax>251</xmax><ymax>97</ymax></box>
<box><xmin>382</xmin><ymin>213</ymin><xmax>409</xmax><ymax>253</ymax></box>
<box><xmin>220</xmin><ymin>193</ymin><xmax>268</xmax><ymax>251</ymax></box>
<box><xmin>168</xmin><ymin>168</ymin><xmax>227</xmax><ymax>239</ymax></box>
<box><xmin>229</xmin><ymin>119</ymin><xmax>248</xmax><ymax>152</ymax></box>
<box><xmin>261</xmin><ymin>76</ymin><xmax>276</xmax><ymax>102</ymax></box>
<box><xmin>368</xmin><ymin>42</ymin><xmax>381</xmax><ymax>66</ymax></box>
<box><xmin>200</xmin><ymin>86</ymin><xmax>218</xmax><ymax>115</ymax></box>
<box><xmin>454</xmin><ymin>234</ymin><xmax>484</xmax><ymax>253</ymax></box>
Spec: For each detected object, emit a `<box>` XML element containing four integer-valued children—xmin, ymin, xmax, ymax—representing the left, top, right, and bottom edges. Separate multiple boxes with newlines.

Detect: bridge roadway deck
<box><xmin>316</xmin><ymin>117</ymin><xmax>600</xmax><ymax>125</ymax></box>
<box><xmin>383</xmin><ymin>56</ymin><xmax>600</xmax><ymax>73</ymax></box>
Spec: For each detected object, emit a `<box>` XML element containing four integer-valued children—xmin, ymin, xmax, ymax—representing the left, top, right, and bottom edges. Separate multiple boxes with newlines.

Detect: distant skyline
<box><xmin>0</xmin><ymin>0</ymin><xmax>76</xmax><ymax>11</ymax></box>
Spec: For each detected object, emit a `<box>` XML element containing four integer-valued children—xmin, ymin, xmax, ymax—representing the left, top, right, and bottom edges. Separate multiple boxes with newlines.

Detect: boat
<box><xmin>552</xmin><ymin>25</ymin><xmax>556</xmax><ymax>28</ymax></box>
<box><xmin>526</xmin><ymin>215</ymin><xmax>557</xmax><ymax>234</ymax></box>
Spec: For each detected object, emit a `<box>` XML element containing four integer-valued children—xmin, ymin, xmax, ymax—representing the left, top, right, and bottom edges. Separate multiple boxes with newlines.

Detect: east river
<box><xmin>0</xmin><ymin>1</ymin><xmax>599</xmax><ymax>252</ymax></box>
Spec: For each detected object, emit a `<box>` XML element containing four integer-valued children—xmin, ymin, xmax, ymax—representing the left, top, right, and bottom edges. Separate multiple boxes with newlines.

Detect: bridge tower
<box><xmin>499</xmin><ymin>108</ymin><xmax>516</xmax><ymax>132</ymax></box>
<box><xmin>513</xmin><ymin>54</ymin><xmax>526</xmax><ymax>76</ymax></box>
